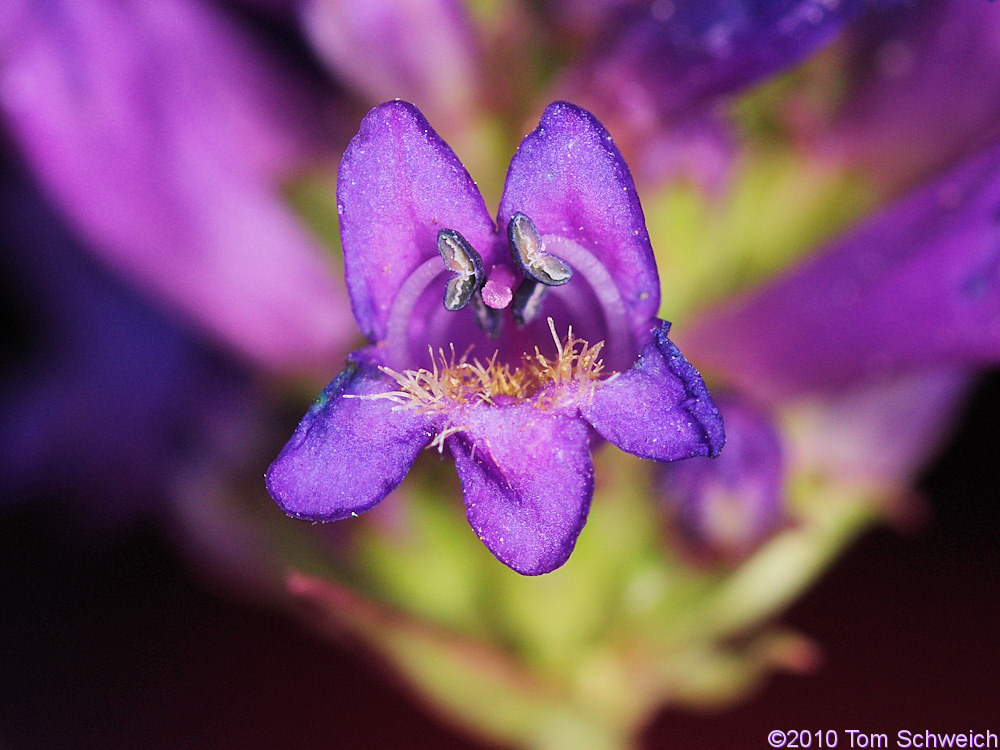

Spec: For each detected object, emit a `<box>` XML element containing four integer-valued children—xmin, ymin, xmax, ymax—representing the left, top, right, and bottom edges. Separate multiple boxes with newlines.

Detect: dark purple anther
<box><xmin>437</xmin><ymin>228</ymin><xmax>485</xmax><ymax>311</ymax></box>
<box><xmin>508</xmin><ymin>212</ymin><xmax>573</xmax><ymax>286</ymax></box>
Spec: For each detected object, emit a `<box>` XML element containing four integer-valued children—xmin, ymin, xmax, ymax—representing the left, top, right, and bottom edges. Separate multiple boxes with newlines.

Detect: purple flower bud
<box><xmin>267</xmin><ymin>101</ymin><xmax>724</xmax><ymax>574</ymax></box>
<box><xmin>658</xmin><ymin>394</ymin><xmax>783</xmax><ymax>558</ymax></box>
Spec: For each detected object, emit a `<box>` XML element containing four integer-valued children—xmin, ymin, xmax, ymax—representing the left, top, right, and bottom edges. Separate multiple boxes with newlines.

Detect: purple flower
<box><xmin>812</xmin><ymin>0</ymin><xmax>1000</xmax><ymax>190</ymax></box>
<box><xmin>553</xmin><ymin>0</ymin><xmax>906</xmax><ymax>186</ymax></box>
<box><xmin>658</xmin><ymin>393</ymin><xmax>785</xmax><ymax>558</ymax></box>
<box><xmin>266</xmin><ymin>100</ymin><xmax>724</xmax><ymax>575</ymax></box>
<box><xmin>0</xmin><ymin>0</ymin><xmax>354</xmax><ymax>376</ymax></box>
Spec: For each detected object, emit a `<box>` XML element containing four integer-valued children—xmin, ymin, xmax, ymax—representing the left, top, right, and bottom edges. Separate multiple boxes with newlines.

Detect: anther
<box><xmin>437</xmin><ymin>229</ymin><xmax>484</xmax><ymax>311</ymax></box>
<box><xmin>508</xmin><ymin>212</ymin><xmax>572</xmax><ymax>286</ymax></box>
<box><xmin>511</xmin><ymin>278</ymin><xmax>548</xmax><ymax>326</ymax></box>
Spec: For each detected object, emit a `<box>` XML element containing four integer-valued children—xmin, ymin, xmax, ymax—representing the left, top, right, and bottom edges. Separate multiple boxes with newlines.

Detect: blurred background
<box><xmin>3</xmin><ymin>1</ymin><xmax>999</xmax><ymax>747</ymax></box>
<box><xmin>1</xmin><ymin>391</ymin><xmax>998</xmax><ymax>748</ymax></box>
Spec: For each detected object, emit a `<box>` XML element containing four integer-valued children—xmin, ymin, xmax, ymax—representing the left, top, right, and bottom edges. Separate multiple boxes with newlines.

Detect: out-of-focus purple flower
<box><xmin>0</xmin><ymin>160</ymin><xmax>254</xmax><ymax>523</ymax></box>
<box><xmin>300</xmin><ymin>0</ymin><xmax>482</xmax><ymax>128</ymax></box>
<box><xmin>790</xmin><ymin>368</ymin><xmax>972</xmax><ymax>486</ymax></box>
<box><xmin>0</xmin><ymin>0</ymin><xmax>354</xmax><ymax>376</ymax></box>
<box><xmin>553</xmin><ymin>0</ymin><xmax>904</xmax><ymax>186</ymax></box>
<box><xmin>685</xmin><ymin>141</ymin><xmax>1000</xmax><ymax>402</ymax></box>
<box><xmin>675</xmin><ymin>136</ymin><xmax>1000</xmax><ymax>494</ymax></box>
<box><xmin>658</xmin><ymin>393</ymin><xmax>785</xmax><ymax>558</ymax></box>
<box><xmin>812</xmin><ymin>0</ymin><xmax>1000</xmax><ymax>190</ymax></box>
<box><xmin>266</xmin><ymin>100</ymin><xmax>724</xmax><ymax>575</ymax></box>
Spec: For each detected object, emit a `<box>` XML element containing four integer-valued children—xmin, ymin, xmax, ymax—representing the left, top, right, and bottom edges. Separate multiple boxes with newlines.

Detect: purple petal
<box><xmin>0</xmin><ymin>0</ymin><xmax>352</xmax><ymax>375</ymax></box>
<box><xmin>497</xmin><ymin>101</ymin><xmax>660</xmax><ymax>367</ymax></box>
<box><xmin>815</xmin><ymin>0</ymin><xmax>1000</xmax><ymax>190</ymax></box>
<box><xmin>685</xmin><ymin>139</ymin><xmax>1000</xmax><ymax>401</ymax></box>
<box><xmin>265</xmin><ymin>362</ymin><xmax>437</xmax><ymax>520</ymax></box>
<box><xmin>552</xmin><ymin>0</ymin><xmax>898</xmax><ymax>186</ymax></box>
<box><xmin>301</xmin><ymin>0</ymin><xmax>481</xmax><ymax>126</ymax></box>
<box><xmin>657</xmin><ymin>393</ymin><xmax>784</xmax><ymax>556</ymax></box>
<box><xmin>337</xmin><ymin>100</ymin><xmax>497</xmax><ymax>355</ymax></box>
<box><xmin>582</xmin><ymin>322</ymin><xmax>725</xmax><ymax>461</ymax></box>
<box><xmin>447</xmin><ymin>403</ymin><xmax>594</xmax><ymax>575</ymax></box>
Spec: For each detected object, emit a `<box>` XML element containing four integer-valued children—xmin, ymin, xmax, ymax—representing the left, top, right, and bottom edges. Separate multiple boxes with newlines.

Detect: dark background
<box><xmin>2</xmin><ymin>374</ymin><xmax>998</xmax><ymax>749</ymax></box>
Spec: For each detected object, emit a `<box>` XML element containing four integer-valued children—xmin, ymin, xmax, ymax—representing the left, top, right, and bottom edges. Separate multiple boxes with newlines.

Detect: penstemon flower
<box><xmin>265</xmin><ymin>100</ymin><xmax>724</xmax><ymax>574</ymax></box>
<box><xmin>8</xmin><ymin>1</ymin><xmax>1000</xmax><ymax>745</ymax></box>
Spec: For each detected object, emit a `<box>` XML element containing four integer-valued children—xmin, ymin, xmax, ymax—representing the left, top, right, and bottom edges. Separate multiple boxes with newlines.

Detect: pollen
<box><xmin>373</xmin><ymin>319</ymin><xmax>609</xmax><ymax>414</ymax></box>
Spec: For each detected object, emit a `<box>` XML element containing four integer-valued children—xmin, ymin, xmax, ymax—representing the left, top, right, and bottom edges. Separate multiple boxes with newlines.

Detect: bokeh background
<box><xmin>3</xmin><ymin>1</ymin><xmax>1000</xmax><ymax>747</ymax></box>
<box><xmin>2</xmin><ymin>381</ymin><xmax>998</xmax><ymax>747</ymax></box>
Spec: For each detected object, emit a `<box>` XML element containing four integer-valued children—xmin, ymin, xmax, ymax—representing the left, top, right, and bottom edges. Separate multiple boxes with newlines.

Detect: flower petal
<box><xmin>582</xmin><ymin>321</ymin><xmax>725</xmax><ymax>461</ymax></box>
<box><xmin>497</xmin><ymin>101</ymin><xmax>660</xmax><ymax>350</ymax></box>
<box><xmin>447</xmin><ymin>403</ymin><xmax>594</xmax><ymax>575</ymax></box>
<box><xmin>685</xmin><ymin>139</ymin><xmax>1000</xmax><ymax>401</ymax></box>
<box><xmin>552</xmin><ymin>0</ymin><xmax>896</xmax><ymax>186</ymax></box>
<box><xmin>817</xmin><ymin>0</ymin><xmax>1000</xmax><ymax>191</ymax></box>
<box><xmin>265</xmin><ymin>361</ymin><xmax>437</xmax><ymax>520</ymax></box>
<box><xmin>337</xmin><ymin>100</ymin><xmax>497</xmax><ymax>345</ymax></box>
<box><xmin>0</xmin><ymin>0</ymin><xmax>352</xmax><ymax>375</ymax></box>
<box><xmin>302</xmin><ymin>0</ymin><xmax>482</xmax><ymax>127</ymax></box>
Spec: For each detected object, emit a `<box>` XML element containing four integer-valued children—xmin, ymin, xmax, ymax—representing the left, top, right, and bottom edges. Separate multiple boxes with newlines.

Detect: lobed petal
<box><xmin>266</xmin><ymin>361</ymin><xmax>437</xmax><ymax>520</ymax></box>
<box><xmin>497</xmin><ymin>101</ymin><xmax>660</xmax><ymax>347</ymax></box>
<box><xmin>582</xmin><ymin>322</ymin><xmax>725</xmax><ymax>462</ymax></box>
<box><xmin>447</xmin><ymin>402</ymin><xmax>594</xmax><ymax>575</ymax></box>
<box><xmin>337</xmin><ymin>100</ymin><xmax>497</xmax><ymax>344</ymax></box>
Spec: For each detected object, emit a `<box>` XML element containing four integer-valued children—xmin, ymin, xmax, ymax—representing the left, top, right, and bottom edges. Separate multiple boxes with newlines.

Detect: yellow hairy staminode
<box><xmin>376</xmin><ymin>319</ymin><xmax>608</xmax><ymax>414</ymax></box>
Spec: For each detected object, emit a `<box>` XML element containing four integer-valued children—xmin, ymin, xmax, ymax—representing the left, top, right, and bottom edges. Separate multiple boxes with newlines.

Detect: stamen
<box><xmin>366</xmin><ymin>319</ymin><xmax>608</xmax><ymax>416</ymax></box>
<box><xmin>508</xmin><ymin>212</ymin><xmax>573</xmax><ymax>286</ymax></box>
<box><xmin>537</xmin><ymin>234</ymin><xmax>632</xmax><ymax>370</ymax></box>
<box><xmin>511</xmin><ymin>278</ymin><xmax>548</xmax><ymax>326</ymax></box>
<box><xmin>471</xmin><ymin>294</ymin><xmax>503</xmax><ymax>338</ymax></box>
<box><xmin>437</xmin><ymin>229</ymin><xmax>484</xmax><ymax>311</ymax></box>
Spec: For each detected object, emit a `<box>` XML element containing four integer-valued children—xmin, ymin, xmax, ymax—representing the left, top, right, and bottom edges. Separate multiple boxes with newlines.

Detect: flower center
<box><xmin>373</xmin><ymin>319</ymin><xmax>609</xmax><ymax>414</ymax></box>
<box><xmin>382</xmin><ymin>212</ymin><xmax>632</xmax><ymax>371</ymax></box>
